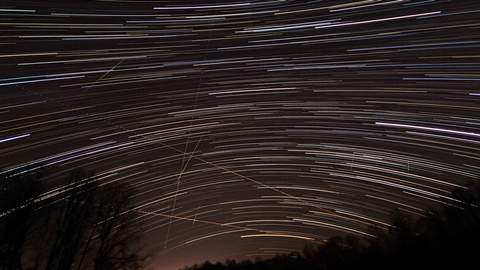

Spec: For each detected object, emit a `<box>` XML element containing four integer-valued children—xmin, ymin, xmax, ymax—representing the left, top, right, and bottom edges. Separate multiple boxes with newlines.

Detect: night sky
<box><xmin>1</xmin><ymin>1</ymin><xmax>480</xmax><ymax>269</ymax></box>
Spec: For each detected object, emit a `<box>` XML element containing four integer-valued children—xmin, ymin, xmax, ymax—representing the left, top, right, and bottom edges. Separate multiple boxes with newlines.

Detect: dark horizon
<box><xmin>1</xmin><ymin>1</ymin><xmax>480</xmax><ymax>270</ymax></box>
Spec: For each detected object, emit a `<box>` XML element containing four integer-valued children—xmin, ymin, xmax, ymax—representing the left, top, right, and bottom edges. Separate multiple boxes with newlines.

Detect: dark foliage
<box><xmin>0</xmin><ymin>169</ymin><xmax>43</xmax><ymax>270</ymax></box>
<box><xmin>0</xmin><ymin>168</ymin><xmax>147</xmax><ymax>270</ymax></box>
<box><xmin>183</xmin><ymin>182</ymin><xmax>480</xmax><ymax>270</ymax></box>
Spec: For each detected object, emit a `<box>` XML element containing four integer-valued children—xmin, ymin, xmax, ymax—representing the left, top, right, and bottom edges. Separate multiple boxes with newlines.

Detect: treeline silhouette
<box><xmin>0</xmin><ymin>168</ymin><xmax>147</xmax><ymax>270</ymax></box>
<box><xmin>184</xmin><ymin>182</ymin><xmax>480</xmax><ymax>270</ymax></box>
<box><xmin>2</xmin><ymin>167</ymin><xmax>479</xmax><ymax>270</ymax></box>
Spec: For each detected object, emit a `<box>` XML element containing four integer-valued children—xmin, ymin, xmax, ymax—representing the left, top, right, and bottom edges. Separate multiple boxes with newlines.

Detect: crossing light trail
<box><xmin>1</xmin><ymin>1</ymin><xmax>480</xmax><ymax>269</ymax></box>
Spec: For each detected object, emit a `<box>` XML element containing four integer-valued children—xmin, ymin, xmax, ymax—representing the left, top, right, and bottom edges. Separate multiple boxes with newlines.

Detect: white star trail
<box><xmin>1</xmin><ymin>1</ymin><xmax>480</xmax><ymax>269</ymax></box>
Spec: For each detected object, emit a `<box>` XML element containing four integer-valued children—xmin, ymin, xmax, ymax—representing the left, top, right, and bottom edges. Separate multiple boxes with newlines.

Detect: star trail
<box><xmin>1</xmin><ymin>0</ymin><xmax>479</xmax><ymax>269</ymax></box>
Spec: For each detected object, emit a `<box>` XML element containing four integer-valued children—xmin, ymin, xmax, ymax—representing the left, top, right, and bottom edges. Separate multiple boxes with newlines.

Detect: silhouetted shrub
<box><xmin>183</xmin><ymin>182</ymin><xmax>480</xmax><ymax>270</ymax></box>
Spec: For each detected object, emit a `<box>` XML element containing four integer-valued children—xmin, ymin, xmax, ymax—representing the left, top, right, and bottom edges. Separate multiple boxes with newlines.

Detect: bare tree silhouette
<box><xmin>182</xmin><ymin>182</ymin><xmax>480</xmax><ymax>270</ymax></box>
<box><xmin>0</xmin><ymin>168</ymin><xmax>147</xmax><ymax>270</ymax></box>
<box><xmin>0</xmin><ymin>169</ymin><xmax>43</xmax><ymax>270</ymax></box>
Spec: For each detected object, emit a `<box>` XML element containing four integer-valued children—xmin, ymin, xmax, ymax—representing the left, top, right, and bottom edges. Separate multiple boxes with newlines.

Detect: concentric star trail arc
<box><xmin>1</xmin><ymin>1</ymin><xmax>480</xmax><ymax>269</ymax></box>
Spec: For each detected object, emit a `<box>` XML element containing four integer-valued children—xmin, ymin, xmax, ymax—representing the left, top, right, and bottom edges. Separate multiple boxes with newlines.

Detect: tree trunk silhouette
<box><xmin>0</xmin><ymin>168</ymin><xmax>146</xmax><ymax>270</ymax></box>
<box><xmin>0</xmin><ymin>169</ymin><xmax>43</xmax><ymax>270</ymax></box>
